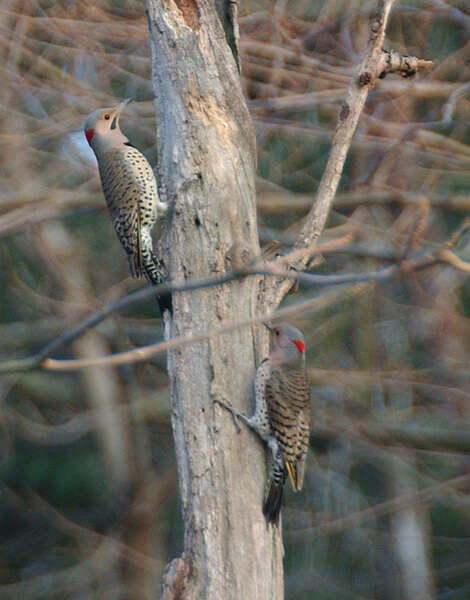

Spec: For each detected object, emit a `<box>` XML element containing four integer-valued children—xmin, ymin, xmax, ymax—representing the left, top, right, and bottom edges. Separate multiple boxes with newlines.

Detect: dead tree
<box><xmin>145</xmin><ymin>0</ymin><xmax>430</xmax><ymax>597</ymax></box>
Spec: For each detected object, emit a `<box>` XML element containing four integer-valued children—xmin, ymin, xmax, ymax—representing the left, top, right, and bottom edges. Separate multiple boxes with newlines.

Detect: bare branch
<box><xmin>287</xmin><ymin>472</ymin><xmax>470</xmax><ymax>542</ymax></box>
<box><xmin>0</xmin><ymin>270</ymin><xmax>257</xmax><ymax>374</ymax></box>
<box><xmin>439</xmin><ymin>249</ymin><xmax>470</xmax><ymax>274</ymax></box>
<box><xmin>313</xmin><ymin>421</ymin><xmax>470</xmax><ymax>455</ymax></box>
<box><xmin>378</xmin><ymin>50</ymin><xmax>433</xmax><ymax>80</ymax></box>
<box><xmin>441</xmin><ymin>81</ymin><xmax>470</xmax><ymax>122</ymax></box>
<box><xmin>264</xmin><ymin>0</ymin><xmax>433</xmax><ymax>310</ymax></box>
<box><xmin>3</xmin><ymin>229</ymin><xmax>469</xmax><ymax>375</ymax></box>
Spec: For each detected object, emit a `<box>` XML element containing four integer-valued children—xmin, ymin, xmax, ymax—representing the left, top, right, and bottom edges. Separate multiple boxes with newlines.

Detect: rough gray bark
<box><xmin>145</xmin><ymin>0</ymin><xmax>430</xmax><ymax>597</ymax></box>
<box><xmin>146</xmin><ymin>0</ymin><xmax>283</xmax><ymax>598</ymax></box>
<box><xmin>215</xmin><ymin>0</ymin><xmax>240</xmax><ymax>71</ymax></box>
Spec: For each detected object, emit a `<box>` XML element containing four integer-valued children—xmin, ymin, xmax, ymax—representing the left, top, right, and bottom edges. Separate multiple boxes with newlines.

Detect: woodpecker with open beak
<box><xmin>84</xmin><ymin>99</ymin><xmax>170</xmax><ymax>312</ymax></box>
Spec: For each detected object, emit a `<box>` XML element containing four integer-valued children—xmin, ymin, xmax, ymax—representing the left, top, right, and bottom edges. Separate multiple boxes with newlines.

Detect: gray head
<box><xmin>84</xmin><ymin>99</ymin><xmax>131</xmax><ymax>155</ymax></box>
<box><xmin>267</xmin><ymin>322</ymin><xmax>306</xmax><ymax>367</ymax></box>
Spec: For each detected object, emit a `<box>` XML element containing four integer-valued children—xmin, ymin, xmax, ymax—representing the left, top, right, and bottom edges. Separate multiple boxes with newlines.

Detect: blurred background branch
<box><xmin>1</xmin><ymin>0</ymin><xmax>470</xmax><ymax>598</ymax></box>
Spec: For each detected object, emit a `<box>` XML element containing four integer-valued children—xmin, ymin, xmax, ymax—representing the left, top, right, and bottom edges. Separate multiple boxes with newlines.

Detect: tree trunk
<box><xmin>144</xmin><ymin>0</ymin><xmax>427</xmax><ymax>596</ymax></box>
<box><xmin>146</xmin><ymin>0</ymin><xmax>284</xmax><ymax>597</ymax></box>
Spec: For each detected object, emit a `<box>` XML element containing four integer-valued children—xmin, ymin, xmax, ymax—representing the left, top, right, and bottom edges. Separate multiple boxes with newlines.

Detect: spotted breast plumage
<box><xmin>84</xmin><ymin>99</ymin><xmax>170</xmax><ymax>312</ymax></box>
<box><xmin>98</xmin><ymin>144</ymin><xmax>160</xmax><ymax>279</ymax></box>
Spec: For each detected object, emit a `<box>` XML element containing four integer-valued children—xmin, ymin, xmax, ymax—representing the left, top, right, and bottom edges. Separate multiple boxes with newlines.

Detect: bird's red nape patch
<box><xmin>85</xmin><ymin>128</ymin><xmax>95</xmax><ymax>145</ymax></box>
<box><xmin>293</xmin><ymin>340</ymin><xmax>305</xmax><ymax>354</ymax></box>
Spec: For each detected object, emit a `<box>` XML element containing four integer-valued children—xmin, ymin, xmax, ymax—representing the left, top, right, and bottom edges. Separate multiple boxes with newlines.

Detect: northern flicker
<box><xmin>84</xmin><ymin>99</ymin><xmax>171</xmax><ymax>311</ymax></box>
<box><xmin>216</xmin><ymin>323</ymin><xmax>310</xmax><ymax>524</ymax></box>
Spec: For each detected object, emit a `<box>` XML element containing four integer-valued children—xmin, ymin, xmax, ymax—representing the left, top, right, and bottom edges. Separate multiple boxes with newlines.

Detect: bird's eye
<box><xmin>275</xmin><ymin>330</ymin><xmax>280</xmax><ymax>336</ymax></box>
<box><xmin>104</xmin><ymin>114</ymin><xmax>110</xmax><ymax>120</ymax></box>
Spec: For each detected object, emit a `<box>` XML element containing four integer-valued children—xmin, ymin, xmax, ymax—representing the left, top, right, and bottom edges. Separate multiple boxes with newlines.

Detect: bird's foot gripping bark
<box><xmin>213</xmin><ymin>398</ymin><xmax>246</xmax><ymax>433</ymax></box>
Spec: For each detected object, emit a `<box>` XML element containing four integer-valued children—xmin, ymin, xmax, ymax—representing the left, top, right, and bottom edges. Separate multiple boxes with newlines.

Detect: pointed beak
<box><xmin>263</xmin><ymin>322</ymin><xmax>273</xmax><ymax>331</ymax></box>
<box><xmin>110</xmin><ymin>98</ymin><xmax>133</xmax><ymax>130</ymax></box>
<box><xmin>115</xmin><ymin>97</ymin><xmax>133</xmax><ymax>116</ymax></box>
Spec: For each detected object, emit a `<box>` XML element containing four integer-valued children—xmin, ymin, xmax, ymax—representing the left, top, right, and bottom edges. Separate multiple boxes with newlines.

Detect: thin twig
<box><xmin>265</xmin><ymin>0</ymin><xmax>432</xmax><ymax>310</ymax></box>
<box><xmin>439</xmin><ymin>249</ymin><xmax>470</xmax><ymax>274</ymax></box>
<box><xmin>287</xmin><ymin>471</ymin><xmax>470</xmax><ymax>541</ymax></box>
<box><xmin>2</xmin><ymin>235</ymin><xmax>469</xmax><ymax>373</ymax></box>
<box><xmin>1</xmin><ymin>282</ymin><xmax>370</xmax><ymax>373</ymax></box>
<box><xmin>0</xmin><ymin>269</ymin><xmax>255</xmax><ymax>374</ymax></box>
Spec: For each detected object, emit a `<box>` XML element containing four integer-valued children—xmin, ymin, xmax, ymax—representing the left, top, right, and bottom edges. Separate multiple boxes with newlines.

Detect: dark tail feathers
<box><xmin>143</xmin><ymin>254</ymin><xmax>172</xmax><ymax>315</ymax></box>
<box><xmin>263</xmin><ymin>468</ymin><xmax>287</xmax><ymax>525</ymax></box>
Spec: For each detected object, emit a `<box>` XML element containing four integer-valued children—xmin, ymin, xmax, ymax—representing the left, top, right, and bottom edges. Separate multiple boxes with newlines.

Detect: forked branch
<box><xmin>265</xmin><ymin>0</ymin><xmax>433</xmax><ymax>310</ymax></box>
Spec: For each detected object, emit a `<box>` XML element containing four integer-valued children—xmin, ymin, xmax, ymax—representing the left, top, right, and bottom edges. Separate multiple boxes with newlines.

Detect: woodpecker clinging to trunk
<box><xmin>217</xmin><ymin>323</ymin><xmax>310</xmax><ymax>524</ymax></box>
<box><xmin>84</xmin><ymin>99</ymin><xmax>171</xmax><ymax>312</ymax></box>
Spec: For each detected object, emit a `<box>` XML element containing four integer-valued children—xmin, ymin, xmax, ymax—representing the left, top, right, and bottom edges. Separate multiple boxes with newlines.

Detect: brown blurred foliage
<box><xmin>1</xmin><ymin>0</ymin><xmax>470</xmax><ymax>598</ymax></box>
